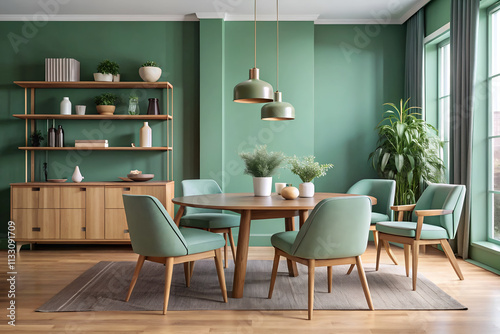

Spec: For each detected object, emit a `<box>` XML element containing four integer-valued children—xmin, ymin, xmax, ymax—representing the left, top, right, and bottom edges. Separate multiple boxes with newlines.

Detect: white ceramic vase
<box><xmin>299</xmin><ymin>182</ymin><xmax>315</xmax><ymax>198</ymax></box>
<box><xmin>60</xmin><ymin>97</ymin><xmax>71</xmax><ymax>115</ymax></box>
<box><xmin>253</xmin><ymin>177</ymin><xmax>272</xmax><ymax>197</ymax></box>
<box><xmin>139</xmin><ymin>67</ymin><xmax>162</xmax><ymax>82</ymax></box>
<box><xmin>140</xmin><ymin>122</ymin><xmax>152</xmax><ymax>147</ymax></box>
<box><xmin>93</xmin><ymin>73</ymin><xmax>113</xmax><ymax>82</ymax></box>
<box><xmin>72</xmin><ymin>166</ymin><xmax>84</xmax><ymax>183</ymax></box>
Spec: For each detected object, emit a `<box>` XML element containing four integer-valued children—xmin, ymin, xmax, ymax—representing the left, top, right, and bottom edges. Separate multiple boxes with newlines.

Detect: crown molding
<box><xmin>196</xmin><ymin>12</ymin><xmax>319</xmax><ymax>21</ymax></box>
<box><xmin>0</xmin><ymin>14</ymin><xmax>198</xmax><ymax>21</ymax></box>
<box><xmin>314</xmin><ymin>18</ymin><xmax>401</xmax><ymax>25</ymax></box>
<box><xmin>398</xmin><ymin>0</ymin><xmax>430</xmax><ymax>24</ymax></box>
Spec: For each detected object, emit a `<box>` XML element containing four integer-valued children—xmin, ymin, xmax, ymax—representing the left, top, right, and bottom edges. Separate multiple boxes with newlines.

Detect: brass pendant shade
<box><xmin>261</xmin><ymin>91</ymin><xmax>295</xmax><ymax>120</ymax></box>
<box><xmin>233</xmin><ymin>68</ymin><xmax>274</xmax><ymax>103</ymax></box>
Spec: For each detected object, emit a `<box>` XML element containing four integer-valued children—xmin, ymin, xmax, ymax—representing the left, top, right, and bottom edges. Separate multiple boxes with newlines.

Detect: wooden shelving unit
<box><xmin>13</xmin><ymin>114</ymin><xmax>172</xmax><ymax>120</ymax></box>
<box><xmin>14</xmin><ymin>81</ymin><xmax>173</xmax><ymax>89</ymax></box>
<box><xmin>19</xmin><ymin>146</ymin><xmax>172</xmax><ymax>151</ymax></box>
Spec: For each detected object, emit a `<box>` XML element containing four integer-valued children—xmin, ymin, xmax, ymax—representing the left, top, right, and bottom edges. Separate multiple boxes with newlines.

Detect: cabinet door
<box><xmin>12</xmin><ymin>187</ymin><xmax>39</xmax><ymax>208</ymax></box>
<box><xmin>105</xmin><ymin>209</ymin><xmax>130</xmax><ymax>240</ymax></box>
<box><xmin>12</xmin><ymin>209</ymin><xmax>37</xmax><ymax>239</ymax></box>
<box><xmin>61</xmin><ymin>187</ymin><xmax>86</xmax><ymax>208</ymax></box>
<box><xmin>105</xmin><ymin>186</ymin><xmax>132</xmax><ymax>208</ymax></box>
<box><xmin>60</xmin><ymin>209</ymin><xmax>86</xmax><ymax>239</ymax></box>
<box><xmin>36</xmin><ymin>209</ymin><xmax>60</xmax><ymax>239</ymax></box>
<box><xmin>133</xmin><ymin>186</ymin><xmax>166</xmax><ymax>204</ymax></box>
<box><xmin>86</xmin><ymin>187</ymin><xmax>105</xmax><ymax>239</ymax></box>
<box><xmin>39</xmin><ymin>187</ymin><xmax>60</xmax><ymax>208</ymax></box>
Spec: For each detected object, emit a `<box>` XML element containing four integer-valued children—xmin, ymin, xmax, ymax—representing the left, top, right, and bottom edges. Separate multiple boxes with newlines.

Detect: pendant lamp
<box><xmin>261</xmin><ymin>0</ymin><xmax>295</xmax><ymax>120</ymax></box>
<box><xmin>233</xmin><ymin>0</ymin><xmax>273</xmax><ymax>103</ymax></box>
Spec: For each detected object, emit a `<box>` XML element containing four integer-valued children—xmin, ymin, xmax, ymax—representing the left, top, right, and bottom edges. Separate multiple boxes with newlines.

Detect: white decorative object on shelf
<box><xmin>72</xmin><ymin>166</ymin><xmax>84</xmax><ymax>183</ymax></box>
<box><xmin>140</xmin><ymin>122</ymin><xmax>152</xmax><ymax>147</ymax></box>
<box><xmin>139</xmin><ymin>66</ymin><xmax>162</xmax><ymax>82</ymax></box>
<box><xmin>299</xmin><ymin>182</ymin><xmax>315</xmax><ymax>198</ymax></box>
<box><xmin>93</xmin><ymin>73</ymin><xmax>112</xmax><ymax>82</ymax></box>
<box><xmin>253</xmin><ymin>177</ymin><xmax>272</xmax><ymax>196</ymax></box>
<box><xmin>60</xmin><ymin>97</ymin><xmax>71</xmax><ymax>115</ymax></box>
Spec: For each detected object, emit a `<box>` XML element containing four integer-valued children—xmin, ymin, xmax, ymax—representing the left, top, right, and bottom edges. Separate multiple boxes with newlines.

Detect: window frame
<box><xmin>487</xmin><ymin>3</ymin><xmax>500</xmax><ymax>245</ymax></box>
<box><xmin>437</xmin><ymin>39</ymin><xmax>451</xmax><ymax>183</ymax></box>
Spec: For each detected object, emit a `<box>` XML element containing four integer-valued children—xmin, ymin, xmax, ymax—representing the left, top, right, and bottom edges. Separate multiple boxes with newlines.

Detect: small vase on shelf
<box><xmin>72</xmin><ymin>166</ymin><xmax>84</xmax><ymax>183</ymax></box>
<box><xmin>147</xmin><ymin>98</ymin><xmax>160</xmax><ymax>115</ymax></box>
<box><xmin>140</xmin><ymin>122</ymin><xmax>152</xmax><ymax>147</ymax></box>
<box><xmin>55</xmin><ymin>125</ymin><xmax>64</xmax><ymax>147</ymax></box>
<box><xmin>60</xmin><ymin>97</ymin><xmax>71</xmax><ymax>115</ymax></box>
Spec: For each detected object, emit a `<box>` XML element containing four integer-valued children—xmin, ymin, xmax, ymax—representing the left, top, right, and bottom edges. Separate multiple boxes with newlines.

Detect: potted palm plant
<box><xmin>287</xmin><ymin>156</ymin><xmax>333</xmax><ymax>197</ymax></box>
<box><xmin>94</xmin><ymin>93</ymin><xmax>118</xmax><ymax>115</ymax></box>
<box><xmin>370</xmin><ymin>99</ymin><xmax>445</xmax><ymax>205</ymax></box>
<box><xmin>94</xmin><ymin>59</ymin><xmax>120</xmax><ymax>82</ymax></box>
<box><xmin>239</xmin><ymin>145</ymin><xmax>284</xmax><ymax>196</ymax></box>
<box><xmin>139</xmin><ymin>61</ymin><xmax>162</xmax><ymax>82</ymax></box>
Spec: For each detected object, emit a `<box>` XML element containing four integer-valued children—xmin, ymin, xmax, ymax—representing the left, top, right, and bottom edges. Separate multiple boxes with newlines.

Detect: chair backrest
<box><xmin>347</xmin><ymin>179</ymin><xmax>396</xmax><ymax>219</ymax></box>
<box><xmin>291</xmin><ymin>196</ymin><xmax>372</xmax><ymax>259</ymax></box>
<box><xmin>181</xmin><ymin>179</ymin><xmax>223</xmax><ymax>215</ymax></box>
<box><xmin>412</xmin><ymin>183</ymin><xmax>466</xmax><ymax>239</ymax></box>
<box><xmin>123</xmin><ymin>194</ymin><xmax>188</xmax><ymax>257</ymax></box>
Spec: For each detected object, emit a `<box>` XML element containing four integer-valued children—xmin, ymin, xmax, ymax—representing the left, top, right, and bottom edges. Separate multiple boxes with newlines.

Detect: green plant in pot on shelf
<box><xmin>94</xmin><ymin>93</ymin><xmax>118</xmax><ymax>115</ymax></box>
<box><xmin>30</xmin><ymin>130</ymin><xmax>44</xmax><ymax>147</ymax></box>
<box><xmin>94</xmin><ymin>59</ymin><xmax>120</xmax><ymax>82</ymax></box>
<box><xmin>139</xmin><ymin>61</ymin><xmax>162</xmax><ymax>83</ymax></box>
<box><xmin>287</xmin><ymin>156</ymin><xmax>333</xmax><ymax>198</ymax></box>
<box><xmin>239</xmin><ymin>145</ymin><xmax>285</xmax><ymax>197</ymax></box>
<box><xmin>369</xmin><ymin>99</ymin><xmax>445</xmax><ymax>206</ymax></box>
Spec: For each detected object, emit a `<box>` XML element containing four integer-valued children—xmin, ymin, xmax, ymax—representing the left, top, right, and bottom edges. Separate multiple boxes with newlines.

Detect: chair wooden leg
<box><xmin>376</xmin><ymin>236</ymin><xmax>383</xmax><ymax>271</ymax></box>
<box><xmin>163</xmin><ymin>257</ymin><xmax>174</xmax><ymax>315</ymax></box>
<box><xmin>228</xmin><ymin>228</ymin><xmax>237</xmax><ymax>263</ymax></box>
<box><xmin>308</xmin><ymin>259</ymin><xmax>315</xmax><ymax>320</ymax></box>
<box><xmin>346</xmin><ymin>264</ymin><xmax>355</xmax><ymax>275</ymax></box>
<box><xmin>190</xmin><ymin>261</ymin><xmax>195</xmax><ymax>279</ymax></box>
<box><xmin>412</xmin><ymin>243</ymin><xmax>419</xmax><ymax>291</ymax></box>
<box><xmin>268</xmin><ymin>249</ymin><xmax>280</xmax><ymax>299</ymax></box>
<box><xmin>383</xmin><ymin>240</ymin><xmax>399</xmax><ymax>265</ymax></box>
<box><xmin>327</xmin><ymin>266</ymin><xmax>332</xmax><ymax>293</ymax></box>
<box><xmin>355</xmin><ymin>256</ymin><xmax>374</xmax><ymax>310</ymax></box>
<box><xmin>125</xmin><ymin>255</ymin><xmax>145</xmax><ymax>302</ymax></box>
<box><xmin>223</xmin><ymin>232</ymin><xmax>228</xmax><ymax>269</ymax></box>
<box><xmin>404</xmin><ymin>245</ymin><xmax>410</xmax><ymax>277</ymax></box>
<box><xmin>213</xmin><ymin>248</ymin><xmax>228</xmax><ymax>303</ymax></box>
<box><xmin>440</xmin><ymin>239</ymin><xmax>464</xmax><ymax>280</ymax></box>
<box><xmin>183</xmin><ymin>262</ymin><xmax>191</xmax><ymax>287</ymax></box>
<box><xmin>372</xmin><ymin>229</ymin><xmax>379</xmax><ymax>250</ymax></box>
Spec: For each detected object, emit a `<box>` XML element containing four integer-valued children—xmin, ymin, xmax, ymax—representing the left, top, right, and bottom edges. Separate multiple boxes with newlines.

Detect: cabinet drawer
<box><xmin>12</xmin><ymin>209</ymin><xmax>60</xmax><ymax>239</ymax></box>
<box><xmin>105</xmin><ymin>209</ymin><xmax>130</xmax><ymax>240</ymax></box>
<box><xmin>105</xmin><ymin>186</ymin><xmax>132</xmax><ymax>208</ymax></box>
<box><xmin>61</xmin><ymin>187</ymin><xmax>86</xmax><ymax>208</ymax></box>
<box><xmin>60</xmin><ymin>209</ymin><xmax>86</xmax><ymax>239</ymax></box>
<box><xmin>12</xmin><ymin>187</ymin><xmax>39</xmax><ymax>208</ymax></box>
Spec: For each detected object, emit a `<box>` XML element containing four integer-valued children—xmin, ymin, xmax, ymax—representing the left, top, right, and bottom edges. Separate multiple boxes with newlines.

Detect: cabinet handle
<box><xmin>80</xmin><ymin>188</ymin><xmax>86</xmax><ymax>191</ymax></box>
<box><xmin>81</xmin><ymin>227</ymin><xmax>86</xmax><ymax>232</ymax></box>
<box><xmin>32</xmin><ymin>187</ymin><xmax>40</xmax><ymax>191</ymax></box>
<box><xmin>123</xmin><ymin>188</ymin><xmax>131</xmax><ymax>192</ymax></box>
<box><xmin>32</xmin><ymin>227</ymin><xmax>41</xmax><ymax>232</ymax></box>
<box><xmin>124</xmin><ymin>229</ymin><xmax>129</xmax><ymax>233</ymax></box>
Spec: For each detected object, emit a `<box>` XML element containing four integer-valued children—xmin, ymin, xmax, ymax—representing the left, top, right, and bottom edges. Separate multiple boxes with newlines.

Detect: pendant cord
<box><xmin>276</xmin><ymin>0</ymin><xmax>279</xmax><ymax>92</ymax></box>
<box><xmin>254</xmin><ymin>0</ymin><xmax>257</xmax><ymax>69</ymax></box>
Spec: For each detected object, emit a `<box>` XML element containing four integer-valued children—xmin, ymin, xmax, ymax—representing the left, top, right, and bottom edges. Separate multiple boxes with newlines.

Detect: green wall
<box><xmin>0</xmin><ymin>21</ymin><xmax>200</xmax><ymax>242</ymax></box>
<box><xmin>425</xmin><ymin>0</ymin><xmax>451</xmax><ymax>36</ymax></box>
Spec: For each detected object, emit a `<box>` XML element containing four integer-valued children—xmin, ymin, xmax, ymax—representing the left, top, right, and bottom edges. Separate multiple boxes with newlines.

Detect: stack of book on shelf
<box><xmin>45</xmin><ymin>58</ymin><xmax>80</xmax><ymax>82</ymax></box>
<box><xmin>75</xmin><ymin>140</ymin><xmax>108</xmax><ymax>148</ymax></box>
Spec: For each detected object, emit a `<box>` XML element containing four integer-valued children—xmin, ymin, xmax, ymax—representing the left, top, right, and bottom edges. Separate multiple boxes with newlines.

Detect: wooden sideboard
<box><xmin>11</xmin><ymin>181</ymin><xmax>174</xmax><ymax>252</ymax></box>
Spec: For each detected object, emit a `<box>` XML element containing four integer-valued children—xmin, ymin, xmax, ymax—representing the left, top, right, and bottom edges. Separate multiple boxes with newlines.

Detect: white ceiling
<box><xmin>0</xmin><ymin>0</ymin><xmax>430</xmax><ymax>24</ymax></box>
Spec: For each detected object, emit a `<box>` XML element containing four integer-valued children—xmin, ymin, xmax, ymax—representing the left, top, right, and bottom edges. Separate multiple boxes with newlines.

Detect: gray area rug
<box><xmin>37</xmin><ymin>260</ymin><xmax>466</xmax><ymax>312</ymax></box>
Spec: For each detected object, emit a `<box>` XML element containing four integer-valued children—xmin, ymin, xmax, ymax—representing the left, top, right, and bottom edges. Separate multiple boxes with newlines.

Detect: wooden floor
<box><xmin>1</xmin><ymin>244</ymin><xmax>499</xmax><ymax>333</ymax></box>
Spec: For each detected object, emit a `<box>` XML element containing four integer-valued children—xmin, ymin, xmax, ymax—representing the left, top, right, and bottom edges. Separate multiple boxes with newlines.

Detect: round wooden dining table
<box><xmin>172</xmin><ymin>192</ymin><xmax>376</xmax><ymax>298</ymax></box>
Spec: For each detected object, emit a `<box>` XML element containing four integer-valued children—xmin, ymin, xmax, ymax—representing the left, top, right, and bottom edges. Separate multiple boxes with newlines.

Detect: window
<box><xmin>488</xmin><ymin>4</ymin><xmax>500</xmax><ymax>244</ymax></box>
<box><xmin>438</xmin><ymin>40</ymin><xmax>451</xmax><ymax>182</ymax></box>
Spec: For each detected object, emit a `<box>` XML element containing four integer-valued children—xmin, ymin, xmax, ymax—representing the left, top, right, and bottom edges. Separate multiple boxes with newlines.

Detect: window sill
<box><xmin>471</xmin><ymin>241</ymin><xmax>500</xmax><ymax>254</ymax></box>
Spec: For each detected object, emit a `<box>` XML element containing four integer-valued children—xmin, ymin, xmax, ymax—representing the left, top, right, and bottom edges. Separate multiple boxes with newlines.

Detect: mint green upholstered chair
<box><xmin>375</xmin><ymin>183</ymin><xmax>466</xmax><ymax>290</ymax></box>
<box><xmin>346</xmin><ymin>179</ymin><xmax>398</xmax><ymax>270</ymax></box>
<box><xmin>268</xmin><ymin>196</ymin><xmax>374</xmax><ymax>320</ymax></box>
<box><xmin>122</xmin><ymin>194</ymin><xmax>228</xmax><ymax>314</ymax></box>
<box><xmin>180</xmin><ymin>179</ymin><xmax>240</xmax><ymax>268</ymax></box>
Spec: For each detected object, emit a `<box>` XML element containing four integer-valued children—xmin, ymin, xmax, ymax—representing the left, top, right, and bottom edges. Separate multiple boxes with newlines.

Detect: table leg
<box><xmin>285</xmin><ymin>217</ymin><xmax>298</xmax><ymax>277</ymax></box>
<box><xmin>173</xmin><ymin>205</ymin><xmax>185</xmax><ymax>227</ymax></box>
<box><xmin>232</xmin><ymin>210</ymin><xmax>252</xmax><ymax>298</ymax></box>
<box><xmin>299</xmin><ymin>210</ymin><xmax>309</xmax><ymax>229</ymax></box>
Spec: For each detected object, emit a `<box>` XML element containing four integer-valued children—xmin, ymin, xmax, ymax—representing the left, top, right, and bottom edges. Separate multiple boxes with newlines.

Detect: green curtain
<box><xmin>404</xmin><ymin>9</ymin><xmax>424</xmax><ymax>110</ymax></box>
<box><xmin>449</xmin><ymin>0</ymin><xmax>480</xmax><ymax>259</ymax></box>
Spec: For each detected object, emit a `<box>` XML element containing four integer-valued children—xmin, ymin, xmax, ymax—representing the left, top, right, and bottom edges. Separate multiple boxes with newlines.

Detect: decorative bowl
<box><xmin>127</xmin><ymin>173</ymin><xmax>154</xmax><ymax>182</ymax></box>
<box><xmin>47</xmin><ymin>179</ymin><xmax>67</xmax><ymax>183</ymax></box>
